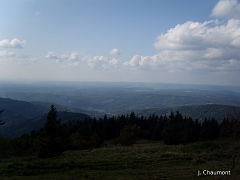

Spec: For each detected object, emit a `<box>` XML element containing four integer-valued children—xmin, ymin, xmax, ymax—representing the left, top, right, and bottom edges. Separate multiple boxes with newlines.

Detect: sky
<box><xmin>0</xmin><ymin>0</ymin><xmax>240</xmax><ymax>86</ymax></box>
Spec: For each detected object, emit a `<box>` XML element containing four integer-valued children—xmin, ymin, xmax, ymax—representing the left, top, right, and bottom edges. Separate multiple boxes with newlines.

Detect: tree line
<box><xmin>0</xmin><ymin>105</ymin><xmax>239</xmax><ymax>158</ymax></box>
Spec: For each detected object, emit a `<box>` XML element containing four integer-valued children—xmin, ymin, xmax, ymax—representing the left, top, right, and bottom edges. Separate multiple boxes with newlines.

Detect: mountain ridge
<box><xmin>122</xmin><ymin>104</ymin><xmax>240</xmax><ymax>123</ymax></box>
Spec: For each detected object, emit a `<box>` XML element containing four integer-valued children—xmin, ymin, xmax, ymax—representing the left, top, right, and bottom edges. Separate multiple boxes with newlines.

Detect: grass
<box><xmin>0</xmin><ymin>139</ymin><xmax>239</xmax><ymax>180</ymax></box>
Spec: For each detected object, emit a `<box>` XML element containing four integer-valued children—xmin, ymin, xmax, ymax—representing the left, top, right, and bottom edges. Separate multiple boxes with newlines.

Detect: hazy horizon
<box><xmin>1</xmin><ymin>80</ymin><xmax>240</xmax><ymax>93</ymax></box>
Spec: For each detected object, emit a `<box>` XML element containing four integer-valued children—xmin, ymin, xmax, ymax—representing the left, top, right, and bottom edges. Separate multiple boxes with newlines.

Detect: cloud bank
<box><xmin>46</xmin><ymin>51</ymin><xmax>58</xmax><ymax>59</ymax></box>
<box><xmin>153</xmin><ymin>19</ymin><xmax>240</xmax><ymax>50</ymax></box>
<box><xmin>0</xmin><ymin>50</ymin><xmax>16</xmax><ymax>58</ymax></box>
<box><xmin>211</xmin><ymin>0</ymin><xmax>240</xmax><ymax>18</ymax></box>
<box><xmin>83</xmin><ymin>55</ymin><xmax>120</xmax><ymax>69</ymax></box>
<box><xmin>45</xmin><ymin>51</ymin><xmax>80</xmax><ymax>66</ymax></box>
<box><xmin>0</xmin><ymin>38</ymin><xmax>25</xmax><ymax>48</ymax></box>
<box><xmin>123</xmin><ymin>0</ymin><xmax>240</xmax><ymax>74</ymax></box>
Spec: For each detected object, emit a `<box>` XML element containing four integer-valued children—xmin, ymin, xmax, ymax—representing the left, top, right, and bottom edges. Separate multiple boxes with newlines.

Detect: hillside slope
<box><xmin>0</xmin><ymin>97</ymin><xmax>89</xmax><ymax>138</ymax></box>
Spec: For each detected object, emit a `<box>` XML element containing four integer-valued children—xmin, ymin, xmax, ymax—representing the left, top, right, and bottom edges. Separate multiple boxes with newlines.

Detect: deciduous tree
<box><xmin>117</xmin><ymin>124</ymin><xmax>141</xmax><ymax>146</ymax></box>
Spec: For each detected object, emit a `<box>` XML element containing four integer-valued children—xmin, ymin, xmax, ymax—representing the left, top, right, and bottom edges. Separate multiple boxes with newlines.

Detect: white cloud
<box><xmin>109</xmin><ymin>48</ymin><xmax>121</xmax><ymax>55</ymax></box>
<box><xmin>211</xmin><ymin>0</ymin><xmax>240</xmax><ymax>19</ymax></box>
<box><xmin>60</xmin><ymin>54</ymin><xmax>68</xmax><ymax>60</ymax></box>
<box><xmin>154</xmin><ymin>19</ymin><xmax>240</xmax><ymax>50</ymax></box>
<box><xmin>224</xmin><ymin>59</ymin><xmax>240</xmax><ymax>71</ymax></box>
<box><xmin>85</xmin><ymin>56</ymin><xmax>108</xmax><ymax>69</ymax></box>
<box><xmin>69</xmin><ymin>62</ymin><xmax>79</xmax><ymax>67</ymax></box>
<box><xmin>124</xmin><ymin>55</ymin><xmax>141</xmax><ymax>67</ymax></box>
<box><xmin>45</xmin><ymin>51</ymin><xmax>82</xmax><ymax>67</ymax></box>
<box><xmin>0</xmin><ymin>50</ymin><xmax>37</xmax><ymax>66</ymax></box>
<box><xmin>124</xmin><ymin>54</ymin><xmax>170</xmax><ymax>70</ymax></box>
<box><xmin>55</xmin><ymin>54</ymin><xmax>67</xmax><ymax>63</ymax></box>
<box><xmin>230</xmin><ymin>35</ymin><xmax>240</xmax><ymax>47</ymax></box>
<box><xmin>0</xmin><ymin>38</ymin><xmax>25</xmax><ymax>48</ymax></box>
<box><xmin>45</xmin><ymin>51</ymin><xmax>58</xmax><ymax>59</ymax></box>
<box><xmin>56</xmin><ymin>59</ymin><xmax>64</xmax><ymax>63</ymax></box>
<box><xmin>204</xmin><ymin>48</ymin><xmax>223</xmax><ymax>59</ymax></box>
<box><xmin>109</xmin><ymin>58</ymin><xmax>119</xmax><ymax>68</ymax></box>
<box><xmin>84</xmin><ymin>55</ymin><xmax>120</xmax><ymax>69</ymax></box>
<box><xmin>68</xmin><ymin>52</ymin><xmax>79</xmax><ymax>62</ymax></box>
<box><xmin>68</xmin><ymin>52</ymin><xmax>80</xmax><ymax>67</ymax></box>
<box><xmin>144</xmin><ymin>15</ymin><xmax>240</xmax><ymax>74</ymax></box>
<box><xmin>124</xmin><ymin>47</ymin><xmax>240</xmax><ymax>73</ymax></box>
<box><xmin>0</xmin><ymin>50</ymin><xmax>16</xmax><ymax>58</ymax></box>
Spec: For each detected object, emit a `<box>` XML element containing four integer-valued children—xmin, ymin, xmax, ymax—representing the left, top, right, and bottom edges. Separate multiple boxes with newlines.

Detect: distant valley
<box><xmin>0</xmin><ymin>81</ymin><xmax>240</xmax><ymax>138</ymax></box>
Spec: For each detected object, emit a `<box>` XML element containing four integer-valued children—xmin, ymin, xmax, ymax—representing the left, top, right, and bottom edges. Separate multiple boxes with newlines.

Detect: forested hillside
<box><xmin>0</xmin><ymin>96</ymin><xmax>239</xmax><ymax>138</ymax></box>
<box><xmin>0</xmin><ymin>105</ymin><xmax>238</xmax><ymax>159</ymax></box>
<box><xmin>0</xmin><ymin>98</ymin><xmax>89</xmax><ymax>138</ymax></box>
<box><xmin>129</xmin><ymin>104</ymin><xmax>240</xmax><ymax>123</ymax></box>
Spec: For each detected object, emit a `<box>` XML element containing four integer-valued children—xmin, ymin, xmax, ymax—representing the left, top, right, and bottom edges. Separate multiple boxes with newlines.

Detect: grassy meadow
<box><xmin>0</xmin><ymin>139</ymin><xmax>239</xmax><ymax>180</ymax></box>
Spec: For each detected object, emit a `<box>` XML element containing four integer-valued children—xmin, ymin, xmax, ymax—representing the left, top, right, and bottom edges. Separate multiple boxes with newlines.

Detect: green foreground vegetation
<box><xmin>0</xmin><ymin>105</ymin><xmax>239</xmax><ymax>179</ymax></box>
<box><xmin>0</xmin><ymin>139</ymin><xmax>239</xmax><ymax>180</ymax></box>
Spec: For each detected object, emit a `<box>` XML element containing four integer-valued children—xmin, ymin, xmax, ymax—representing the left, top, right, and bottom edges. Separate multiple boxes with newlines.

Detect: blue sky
<box><xmin>0</xmin><ymin>0</ymin><xmax>240</xmax><ymax>85</ymax></box>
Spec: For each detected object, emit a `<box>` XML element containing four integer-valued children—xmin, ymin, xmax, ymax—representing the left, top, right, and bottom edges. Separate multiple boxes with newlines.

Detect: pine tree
<box><xmin>37</xmin><ymin>105</ymin><xmax>66</xmax><ymax>158</ymax></box>
<box><xmin>199</xmin><ymin>118</ymin><xmax>211</xmax><ymax>141</ymax></box>
<box><xmin>162</xmin><ymin>111</ymin><xmax>183</xmax><ymax>145</ymax></box>
<box><xmin>152</xmin><ymin>124</ymin><xmax>162</xmax><ymax>141</ymax></box>
<box><xmin>162</xmin><ymin>124</ymin><xmax>181</xmax><ymax>145</ymax></box>
<box><xmin>199</xmin><ymin>117</ymin><xmax>219</xmax><ymax>141</ymax></box>
<box><xmin>151</xmin><ymin>115</ymin><xmax>164</xmax><ymax>141</ymax></box>
<box><xmin>227</xmin><ymin>107</ymin><xmax>240</xmax><ymax>169</ymax></box>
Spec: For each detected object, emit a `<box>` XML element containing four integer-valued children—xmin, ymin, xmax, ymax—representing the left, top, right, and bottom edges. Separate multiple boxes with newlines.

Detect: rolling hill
<box><xmin>1</xmin><ymin>96</ymin><xmax>239</xmax><ymax>138</ymax></box>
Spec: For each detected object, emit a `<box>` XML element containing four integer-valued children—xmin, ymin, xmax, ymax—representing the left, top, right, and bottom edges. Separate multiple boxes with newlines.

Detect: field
<box><xmin>0</xmin><ymin>139</ymin><xmax>239</xmax><ymax>180</ymax></box>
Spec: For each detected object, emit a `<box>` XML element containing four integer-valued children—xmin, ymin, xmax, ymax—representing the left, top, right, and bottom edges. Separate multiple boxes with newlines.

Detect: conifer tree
<box><xmin>227</xmin><ymin>107</ymin><xmax>240</xmax><ymax>169</ymax></box>
<box><xmin>151</xmin><ymin>115</ymin><xmax>164</xmax><ymax>141</ymax></box>
<box><xmin>152</xmin><ymin>124</ymin><xmax>162</xmax><ymax>141</ymax></box>
<box><xmin>199</xmin><ymin>118</ymin><xmax>211</xmax><ymax>141</ymax></box>
<box><xmin>200</xmin><ymin>117</ymin><xmax>219</xmax><ymax>141</ymax></box>
<box><xmin>162</xmin><ymin>111</ymin><xmax>183</xmax><ymax>145</ymax></box>
<box><xmin>37</xmin><ymin>105</ymin><xmax>66</xmax><ymax>158</ymax></box>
